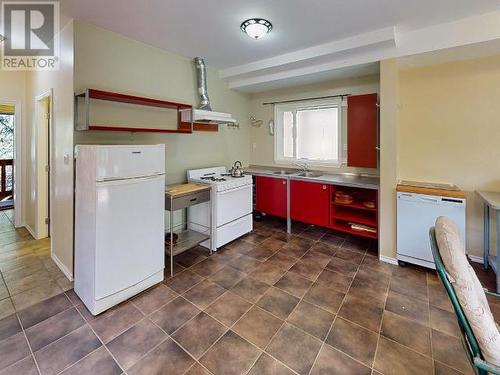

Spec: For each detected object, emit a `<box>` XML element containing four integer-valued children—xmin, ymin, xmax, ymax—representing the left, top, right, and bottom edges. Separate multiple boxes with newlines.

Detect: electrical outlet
<box><xmin>252</xmin><ymin>142</ymin><xmax>257</xmax><ymax>150</ymax></box>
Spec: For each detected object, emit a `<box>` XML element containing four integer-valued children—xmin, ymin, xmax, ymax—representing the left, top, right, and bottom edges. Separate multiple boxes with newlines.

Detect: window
<box><xmin>274</xmin><ymin>99</ymin><xmax>342</xmax><ymax>165</ymax></box>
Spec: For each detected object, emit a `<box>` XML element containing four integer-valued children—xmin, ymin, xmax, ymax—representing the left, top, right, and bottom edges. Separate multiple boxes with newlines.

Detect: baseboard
<box><xmin>25</xmin><ymin>223</ymin><xmax>36</xmax><ymax>238</ymax></box>
<box><xmin>379</xmin><ymin>255</ymin><xmax>399</xmax><ymax>265</ymax></box>
<box><xmin>467</xmin><ymin>255</ymin><xmax>484</xmax><ymax>264</ymax></box>
<box><xmin>51</xmin><ymin>253</ymin><xmax>74</xmax><ymax>281</ymax></box>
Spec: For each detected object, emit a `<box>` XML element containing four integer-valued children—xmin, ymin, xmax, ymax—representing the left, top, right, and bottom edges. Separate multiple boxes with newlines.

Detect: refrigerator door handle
<box><xmin>96</xmin><ymin>174</ymin><xmax>164</xmax><ymax>186</ymax></box>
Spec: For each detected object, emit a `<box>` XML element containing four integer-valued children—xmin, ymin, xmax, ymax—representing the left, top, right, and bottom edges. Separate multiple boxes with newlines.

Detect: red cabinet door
<box><xmin>255</xmin><ymin>176</ymin><xmax>287</xmax><ymax>218</ymax></box>
<box><xmin>290</xmin><ymin>180</ymin><xmax>329</xmax><ymax>227</ymax></box>
<box><xmin>347</xmin><ymin>93</ymin><xmax>378</xmax><ymax>168</ymax></box>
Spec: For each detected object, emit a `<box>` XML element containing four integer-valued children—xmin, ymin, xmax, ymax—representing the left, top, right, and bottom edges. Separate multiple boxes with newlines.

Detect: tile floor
<box><xmin>0</xmin><ymin>210</ymin><xmax>73</xmax><ymax>320</ymax></box>
<box><xmin>0</xmin><ymin>213</ymin><xmax>495</xmax><ymax>375</ymax></box>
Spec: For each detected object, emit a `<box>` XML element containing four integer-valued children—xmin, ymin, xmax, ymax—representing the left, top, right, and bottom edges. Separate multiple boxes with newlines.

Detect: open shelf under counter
<box><xmin>332</xmin><ymin>200</ymin><xmax>377</xmax><ymax>212</ymax></box>
<box><xmin>329</xmin><ymin>184</ymin><xmax>378</xmax><ymax>239</ymax></box>
<box><xmin>333</xmin><ymin>206</ymin><xmax>377</xmax><ymax>227</ymax></box>
<box><xmin>165</xmin><ymin>229</ymin><xmax>210</xmax><ymax>256</ymax></box>
<box><xmin>330</xmin><ymin>220</ymin><xmax>378</xmax><ymax>240</ymax></box>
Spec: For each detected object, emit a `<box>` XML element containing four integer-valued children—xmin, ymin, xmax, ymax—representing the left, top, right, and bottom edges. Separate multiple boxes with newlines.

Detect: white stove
<box><xmin>188</xmin><ymin>166</ymin><xmax>252</xmax><ymax>192</ymax></box>
<box><xmin>187</xmin><ymin>167</ymin><xmax>253</xmax><ymax>250</ymax></box>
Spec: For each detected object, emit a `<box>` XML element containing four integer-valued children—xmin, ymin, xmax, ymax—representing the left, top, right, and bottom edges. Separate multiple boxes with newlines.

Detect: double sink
<box><xmin>273</xmin><ymin>170</ymin><xmax>324</xmax><ymax>178</ymax></box>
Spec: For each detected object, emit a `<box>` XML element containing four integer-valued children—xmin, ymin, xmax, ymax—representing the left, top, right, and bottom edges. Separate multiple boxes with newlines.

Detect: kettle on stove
<box><xmin>229</xmin><ymin>161</ymin><xmax>244</xmax><ymax>177</ymax></box>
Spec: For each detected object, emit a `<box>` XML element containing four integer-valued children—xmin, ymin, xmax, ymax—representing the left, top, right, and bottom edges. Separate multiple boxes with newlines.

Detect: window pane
<box><xmin>0</xmin><ymin>114</ymin><xmax>14</xmax><ymax>160</ymax></box>
<box><xmin>296</xmin><ymin>107</ymin><xmax>338</xmax><ymax>161</ymax></box>
<box><xmin>283</xmin><ymin>111</ymin><xmax>293</xmax><ymax>158</ymax></box>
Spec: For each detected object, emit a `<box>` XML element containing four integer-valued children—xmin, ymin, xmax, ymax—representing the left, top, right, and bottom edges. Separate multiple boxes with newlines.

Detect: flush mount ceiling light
<box><xmin>240</xmin><ymin>18</ymin><xmax>272</xmax><ymax>39</ymax></box>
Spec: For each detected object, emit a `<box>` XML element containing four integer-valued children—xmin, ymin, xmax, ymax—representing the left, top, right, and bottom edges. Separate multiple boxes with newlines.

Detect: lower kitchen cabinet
<box><xmin>255</xmin><ymin>176</ymin><xmax>287</xmax><ymax>218</ymax></box>
<box><xmin>290</xmin><ymin>180</ymin><xmax>330</xmax><ymax>227</ymax></box>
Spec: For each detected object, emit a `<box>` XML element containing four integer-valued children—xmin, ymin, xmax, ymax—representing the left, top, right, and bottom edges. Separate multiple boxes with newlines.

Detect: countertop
<box><xmin>477</xmin><ymin>191</ymin><xmax>500</xmax><ymax>210</ymax></box>
<box><xmin>244</xmin><ymin>165</ymin><xmax>379</xmax><ymax>190</ymax></box>
<box><xmin>165</xmin><ymin>183</ymin><xmax>211</xmax><ymax>198</ymax></box>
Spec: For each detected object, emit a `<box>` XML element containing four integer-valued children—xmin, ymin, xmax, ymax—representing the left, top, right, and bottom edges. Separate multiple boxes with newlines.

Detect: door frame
<box><xmin>0</xmin><ymin>98</ymin><xmax>22</xmax><ymax>227</ymax></box>
<box><xmin>34</xmin><ymin>89</ymin><xmax>53</xmax><ymax>239</ymax></box>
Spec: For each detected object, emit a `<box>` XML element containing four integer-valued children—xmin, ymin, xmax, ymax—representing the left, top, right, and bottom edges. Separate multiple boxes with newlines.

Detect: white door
<box><xmin>94</xmin><ymin>175</ymin><xmax>164</xmax><ymax>300</ymax></box>
<box><xmin>216</xmin><ymin>185</ymin><xmax>253</xmax><ymax>227</ymax></box>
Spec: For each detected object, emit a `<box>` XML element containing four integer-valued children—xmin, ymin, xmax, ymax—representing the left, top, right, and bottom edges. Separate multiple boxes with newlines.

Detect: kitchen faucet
<box><xmin>294</xmin><ymin>162</ymin><xmax>310</xmax><ymax>173</ymax></box>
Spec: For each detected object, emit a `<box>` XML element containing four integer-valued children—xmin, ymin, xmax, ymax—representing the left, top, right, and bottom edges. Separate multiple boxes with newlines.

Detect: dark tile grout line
<box><xmin>304</xmin><ymin>239</ymin><xmax>372</xmax><ymax>375</ymax></box>
<box><xmin>70</xmin><ymin>296</ymin><xmax>132</xmax><ymax>375</ymax></box>
<box><xmin>369</xmin><ymin>260</ymin><xmax>392</xmax><ymax>375</ymax></box>
<box><xmin>16</xmin><ymin>313</ymin><xmax>43</xmax><ymax>375</ymax></box>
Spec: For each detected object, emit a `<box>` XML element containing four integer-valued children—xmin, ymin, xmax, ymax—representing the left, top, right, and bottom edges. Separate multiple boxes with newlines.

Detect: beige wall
<box><xmin>379</xmin><ymin>59</ymin><xmax>400</xmax><ymax>260</ymax></box>
<box><xmin>399</xmin><ymin>54</ymin><xmax>500</xmax><ymax>257</ymax></box>
<box><xmin>73</xmin><ymin>21</ymin><xmax>252</xmax><ymax>185</ymax></box>
<box><xmin>249</xmin><ymin>76</ymin><xmax>380</xmax><ymax>175</ymax></box>
<box><xmin>25</xmin><ymin>20</ymin><xmax>75</xmax><ymax>277</ymax></box>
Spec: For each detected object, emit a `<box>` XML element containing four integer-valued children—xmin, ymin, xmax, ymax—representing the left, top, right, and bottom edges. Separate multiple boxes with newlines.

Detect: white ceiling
<box><xmin>61</xmin><ymin>0</ymin><xmax>500</xmax><ymax>92</ymax></box>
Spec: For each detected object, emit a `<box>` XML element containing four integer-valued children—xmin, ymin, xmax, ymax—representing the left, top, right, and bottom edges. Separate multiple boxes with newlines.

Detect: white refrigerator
<box><xmin>75</xmin><ymin>145</ymin><xmax>165</xmax><ymax>315</ymax></box>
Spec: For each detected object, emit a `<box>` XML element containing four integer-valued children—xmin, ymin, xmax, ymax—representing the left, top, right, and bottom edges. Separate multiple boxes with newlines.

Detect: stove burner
<box><xmin>221</xmin><ymin>173</ymin><xmax>245</xmax><ymax>178</ymax></box>
<box><xmin>200</xmin><ymin>176</ymin><xmax>226</xmax><ymax>182</ymax></box>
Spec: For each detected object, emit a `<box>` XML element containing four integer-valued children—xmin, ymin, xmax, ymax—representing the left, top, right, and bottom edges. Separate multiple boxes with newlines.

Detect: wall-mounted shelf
<box><xmin>86</xmin><ymin>125</ymin><xmax>192</xmax><ymax>134</ymax></box>
<box><xmin>74</xmin><ymin>88</ymin><xmax>210</xmax><ymax>134</ymax></box>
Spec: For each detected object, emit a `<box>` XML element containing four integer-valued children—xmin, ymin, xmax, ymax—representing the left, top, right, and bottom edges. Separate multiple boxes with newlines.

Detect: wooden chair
<box><xmin>430</xmin><ymin>227</ymin><xmax>500</xmax><ymax>374</ymax></box>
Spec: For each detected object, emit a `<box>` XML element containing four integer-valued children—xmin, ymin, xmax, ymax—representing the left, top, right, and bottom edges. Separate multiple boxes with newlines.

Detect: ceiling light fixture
<box><xmin>240</xmin><ymin>18</ymin><xmax>272</xmax><ymax>39</ymax></box>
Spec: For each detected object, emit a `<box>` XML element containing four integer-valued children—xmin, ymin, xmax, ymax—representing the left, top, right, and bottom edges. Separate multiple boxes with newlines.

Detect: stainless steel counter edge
<box><xmin>245</xmin><ymin>167</ymin><xmax>379</xmax><ymax>190</ymax></box>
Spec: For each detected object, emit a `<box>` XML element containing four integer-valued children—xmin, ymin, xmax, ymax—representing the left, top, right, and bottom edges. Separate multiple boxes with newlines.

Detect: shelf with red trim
<box><xmin>87</xmin><ymin>125</ymin><xmax>192</xmax><ymax>134</ymax></box>
<box><xmin>74</xmin><ymin>88</ymin><xmax>219</xmax><ymax>133</ymax></box>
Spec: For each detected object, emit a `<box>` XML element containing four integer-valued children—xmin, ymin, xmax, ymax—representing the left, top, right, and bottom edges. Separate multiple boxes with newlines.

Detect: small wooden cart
<box><xmin>165</xmin><ymin>183</ymin><xmax>212</xmax><ymax>276</ymax></box>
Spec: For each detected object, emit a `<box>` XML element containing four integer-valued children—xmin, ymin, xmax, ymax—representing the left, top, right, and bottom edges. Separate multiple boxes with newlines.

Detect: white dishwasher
<box><xmin>397</xmin><ymin>185</ymin><xmax>466</xmax><ymax>269</ymax></box>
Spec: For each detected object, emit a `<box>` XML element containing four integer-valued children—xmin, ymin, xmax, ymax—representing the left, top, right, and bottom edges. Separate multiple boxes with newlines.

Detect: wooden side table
<box><xmin>165</xmin><ymin>183</ymin><xmax>212</xmax><ymax>276</ymax></box>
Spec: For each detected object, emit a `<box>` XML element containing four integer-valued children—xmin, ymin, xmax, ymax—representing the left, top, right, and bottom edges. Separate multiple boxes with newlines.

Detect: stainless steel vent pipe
<box><xmin>194</xmin><ymin>57</ymin><xmax>212</xmax><ymax>111</ymax></box>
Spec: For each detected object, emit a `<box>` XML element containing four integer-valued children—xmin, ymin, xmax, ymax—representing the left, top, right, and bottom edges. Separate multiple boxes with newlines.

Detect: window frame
<box><xmin>273</xmin><ymin>98</ymin><xmax>343</xmax><ymax>167</ymax></box>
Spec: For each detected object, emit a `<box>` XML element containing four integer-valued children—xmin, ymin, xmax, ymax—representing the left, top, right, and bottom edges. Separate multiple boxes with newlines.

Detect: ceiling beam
<box><xmin>219</xmin><ymin>27</ymin><xmax>395</xmax><ymax>79</ymax></box>
<box><xmin>223</xmin><ymin>10</ymin><xmax>500</xmax><ymax>90</ymax></box>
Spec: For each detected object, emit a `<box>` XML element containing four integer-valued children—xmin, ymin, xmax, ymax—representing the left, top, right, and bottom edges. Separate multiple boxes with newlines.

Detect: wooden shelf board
<box><xmin>333</xmin><ymin>210</ymin><xmax>377</xmax><ymax>227</ymax></box>
<box><xmin>333</xmin><ymin>201</ymin><xmax>376</xmax><ymax>212</ymax></box>
<box><xmin>179</xmin><ymin>122</ymin><xmax>219</xmax><ymax>132</ymax></box>
<box><xmin>330</xmin><ymin>221</ymin><xmax>377</xmax><ymax>239</ymax></box>
<box><xmin>396</xmin><ymin>184</ymin><xmax>466</xmax><ymax>199</ymax></box>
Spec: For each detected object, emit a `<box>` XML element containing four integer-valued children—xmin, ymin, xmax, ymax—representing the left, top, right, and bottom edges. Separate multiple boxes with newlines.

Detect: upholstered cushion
<box><xmin>435</xmin><ymin>216</ymin><xmax>500</xmax><ymax>366</ymax></box>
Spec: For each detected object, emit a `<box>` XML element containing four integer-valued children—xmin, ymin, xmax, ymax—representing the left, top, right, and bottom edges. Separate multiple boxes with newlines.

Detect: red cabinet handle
<box><xmin>282</xmin><ymin>181</ymin><xmax>286</xmax><ymax>185</ymax></box>
<box><xmin>322</xmin><ymin>185</ymin><xmax>327</xmax><ymax>190</ymax></box>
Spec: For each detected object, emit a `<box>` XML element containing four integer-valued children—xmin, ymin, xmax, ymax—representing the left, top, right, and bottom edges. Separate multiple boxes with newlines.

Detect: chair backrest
<box><xmin>429</xmin><ymin>227</ymin><xmax>484</xmax><ymax>374</ymax></box>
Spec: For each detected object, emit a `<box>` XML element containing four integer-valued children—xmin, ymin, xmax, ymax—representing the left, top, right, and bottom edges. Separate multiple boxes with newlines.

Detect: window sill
<box><xmin>274</xmin><ymin>159</ymin><xmax>344</xmax><ymax>168</ymax></box>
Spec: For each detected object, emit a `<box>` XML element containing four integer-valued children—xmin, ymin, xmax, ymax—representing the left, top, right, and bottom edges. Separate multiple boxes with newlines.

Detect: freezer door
<box><xmin>94</xmin><ymin>175</ymin><xmax>164</xmax><ymax>300</ymax></box>
<box><xmin>95</xmin><ymin>145</ymin><xmax>165</xmax><ymax>180</ymax></box>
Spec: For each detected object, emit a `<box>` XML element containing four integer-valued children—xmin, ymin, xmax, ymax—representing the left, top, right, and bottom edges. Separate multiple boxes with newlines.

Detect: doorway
<box><xmin>32</xmin><ymin>91</ymin><xmax>52</xmax><ymax>239</ymax></box>
<box><xmin>0</xmin><ymin>104</ymin><xmax>15</xmax><ymax>214</ymax></box>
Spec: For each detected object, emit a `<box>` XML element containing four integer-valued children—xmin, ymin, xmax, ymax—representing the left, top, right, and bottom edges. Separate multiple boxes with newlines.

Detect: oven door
<box><xmin>216</xmin><ymin>184</ymin><xmax>253</xmax><ymax>227</ymax></box>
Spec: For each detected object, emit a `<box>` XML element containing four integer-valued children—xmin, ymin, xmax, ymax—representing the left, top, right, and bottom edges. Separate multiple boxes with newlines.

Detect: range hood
<box><xmin>183</xmin><ymin>108</ymin><xmax>237</xmax><ymax>124</ymax></box>
<box><xmin>183</xmin><ymin>57</ymin><xmax>236</xmax><ymax>125</ymax></box>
